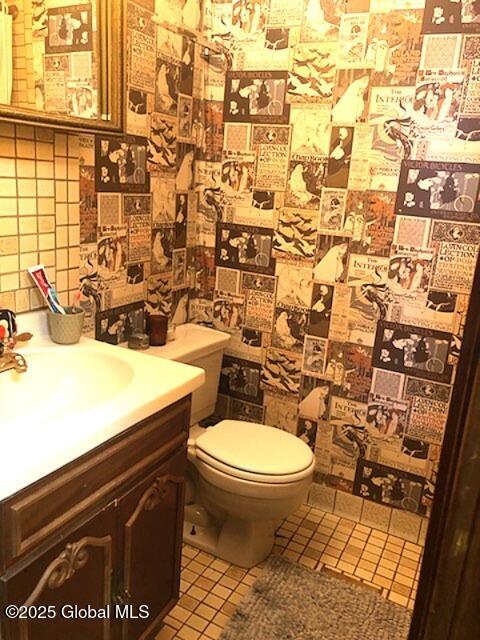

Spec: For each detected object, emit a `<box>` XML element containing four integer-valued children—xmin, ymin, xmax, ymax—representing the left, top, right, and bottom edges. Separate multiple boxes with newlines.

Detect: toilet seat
<box><xmin>193</xmin><ymin>420</ymin><xmax>315</xmax><ymax>484</ymax></box>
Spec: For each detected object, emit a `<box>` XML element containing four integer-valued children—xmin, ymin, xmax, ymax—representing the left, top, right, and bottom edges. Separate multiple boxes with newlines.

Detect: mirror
<box><xmin>0</xmin><ymin>0</ymin><xmax>123</xmax><ymax>132</ymax></box>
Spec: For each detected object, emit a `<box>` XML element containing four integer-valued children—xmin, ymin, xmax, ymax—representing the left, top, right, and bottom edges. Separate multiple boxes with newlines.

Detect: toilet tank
<box><xmin>143</xmin><ymin>323</ymin><xmax>230</xmax><ymax>425</ymax></box>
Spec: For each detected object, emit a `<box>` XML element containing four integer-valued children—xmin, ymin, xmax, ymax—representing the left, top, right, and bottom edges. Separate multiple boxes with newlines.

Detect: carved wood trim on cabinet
<box><xmin>18</xmin><ymin>536</ymin><xmax>112</xmax><ymax>640</ymax></box>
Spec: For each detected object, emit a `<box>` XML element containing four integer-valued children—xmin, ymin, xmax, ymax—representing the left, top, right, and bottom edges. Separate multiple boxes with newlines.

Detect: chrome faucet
<box><xmin>0</xmin><ymin>309</ymin><xmax>28</xmax><ymax>374</ymax></box>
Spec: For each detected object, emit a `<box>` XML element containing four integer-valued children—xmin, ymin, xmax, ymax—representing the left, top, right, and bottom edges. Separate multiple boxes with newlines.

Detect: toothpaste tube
<box><xmin>28</xmin><ymin>264</ymin><xmax>66</xmax><ymax>314</ymax></box>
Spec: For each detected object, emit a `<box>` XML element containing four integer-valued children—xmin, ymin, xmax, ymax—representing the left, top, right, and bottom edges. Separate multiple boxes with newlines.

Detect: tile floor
<box><xmin>156</xmin><ymin>504</ymin><xmax>423</xmax><ymax>639</ymax></box>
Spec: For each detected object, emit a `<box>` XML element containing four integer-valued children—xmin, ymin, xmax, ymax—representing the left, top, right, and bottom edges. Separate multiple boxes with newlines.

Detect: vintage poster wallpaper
<box><xmin>75</xmin><ymin>0</ymin><xmax>480</xmax><ymax>531</ymax></box>
<box><xmin>32</xmin><ymin>0</ymin><xmax>99</xmax><ymax>118</ymax></box>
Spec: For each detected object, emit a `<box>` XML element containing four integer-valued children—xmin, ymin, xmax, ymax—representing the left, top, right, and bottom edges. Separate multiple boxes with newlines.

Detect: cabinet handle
<box><xmin>24</xmin><ymin>536</ymin><xmax>112</xmax><ymax>603</ymax></box>
<box><xmin>143</xmin><ymin>475</ymin><xmax>183</xmax><ymax>512</ymax></box>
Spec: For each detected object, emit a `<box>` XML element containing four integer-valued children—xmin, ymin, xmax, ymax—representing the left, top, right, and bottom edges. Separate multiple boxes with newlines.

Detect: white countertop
<box><xmin>0</xmin><ymin>311</ymin><xmax>205</xmax><ymax>501</ymax></box>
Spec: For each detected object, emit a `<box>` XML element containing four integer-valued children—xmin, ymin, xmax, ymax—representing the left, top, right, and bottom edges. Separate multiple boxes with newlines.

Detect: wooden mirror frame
<box><xmin>0</xmin><ymin>0</ymin><xmax>124</xmax><ymax>133</ymax></box>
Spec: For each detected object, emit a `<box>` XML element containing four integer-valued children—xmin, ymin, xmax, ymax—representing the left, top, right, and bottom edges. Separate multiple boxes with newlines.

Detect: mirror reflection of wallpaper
<box><xmin>6</xmin><ymin>0</ymin><xmax>98</xmax><ymax>118</ymax></box>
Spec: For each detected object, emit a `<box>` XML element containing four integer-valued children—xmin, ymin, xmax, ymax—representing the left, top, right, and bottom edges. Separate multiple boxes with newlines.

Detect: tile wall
<box><xmin>0</xmin><ymin>121</ymin><xmax>80</xmax><ymax>311</ymax></box>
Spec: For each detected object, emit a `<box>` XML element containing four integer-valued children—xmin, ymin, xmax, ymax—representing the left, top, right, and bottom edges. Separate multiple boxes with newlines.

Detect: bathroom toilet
<box><xmin>146</xmin><ymin>323</ymin><xmax>315</xmax><ymax>568</ymax></box>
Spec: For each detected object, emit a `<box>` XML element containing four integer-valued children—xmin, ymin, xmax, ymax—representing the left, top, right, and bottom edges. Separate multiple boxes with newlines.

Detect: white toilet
<box><xmin>147</xmin><ymin>323</ymin><xmax>315</xmax><ymax>568</ymax></box>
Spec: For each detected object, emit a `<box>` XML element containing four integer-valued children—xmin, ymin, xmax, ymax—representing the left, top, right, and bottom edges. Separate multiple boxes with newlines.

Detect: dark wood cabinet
<box><xmin>0</xmin><ymin>397</ymin><xmax>190</xmax><ymax>640</ymax></box>
<box><xmin>117</xmin><ymin>449</ymin><xmax>186</xmax><ymax>640</ymax></box>
<box><xmin>1</xmin><ymin>505</ymin><xmax>115</xmax><ymax>640</ymax></box>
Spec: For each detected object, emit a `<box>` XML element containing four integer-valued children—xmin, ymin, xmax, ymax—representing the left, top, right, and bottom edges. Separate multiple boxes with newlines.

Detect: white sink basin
<box><xmin>1</xmin><ymin>348</ymin><xmax>134</xmax><ymax>425</ymax></box>
<box><xmin>0</xmin><ymin>330</ymin><xmax>205</xmax><ymax>501</ymax></box>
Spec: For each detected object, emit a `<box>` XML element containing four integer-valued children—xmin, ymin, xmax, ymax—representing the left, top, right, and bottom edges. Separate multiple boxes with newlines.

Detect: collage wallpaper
<box><xmin>75</xmin><ymin>0</ymin><xmax>480</xmax><ymax>522</ymax></box>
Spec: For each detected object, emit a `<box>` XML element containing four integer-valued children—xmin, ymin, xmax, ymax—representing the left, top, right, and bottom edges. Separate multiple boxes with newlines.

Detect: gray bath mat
<box><xmin>220</xmin><ymin>555</ymin><xmax>411</xmax><ymax>640</ymax></box>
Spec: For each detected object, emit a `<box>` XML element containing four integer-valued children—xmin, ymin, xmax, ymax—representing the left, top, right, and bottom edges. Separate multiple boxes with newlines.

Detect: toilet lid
<box><xmin>195</xmin><ymin>420</ymin><xmax>314</xmax><ymax>476</ymax></box>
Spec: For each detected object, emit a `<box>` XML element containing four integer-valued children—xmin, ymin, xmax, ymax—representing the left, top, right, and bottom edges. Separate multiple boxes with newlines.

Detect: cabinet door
<box><xmin>118</xmin><ymin>448</ymin><xmax>186</xmax><ymax>640</ymax></box>
<box><xmin>0</xmin><ymin>504</ymin><xmax>115</xmax><ymax>640</ymax></box>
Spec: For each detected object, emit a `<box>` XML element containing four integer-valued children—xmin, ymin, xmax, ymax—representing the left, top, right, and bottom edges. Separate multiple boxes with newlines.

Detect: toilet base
<box><xmin>183</xmin><ymin>503</ymin><xmax>275</xmax><ymax>568</ymax></box>
<box><xmin>216</xmin><ymin>516</ymin><xmax>275</xmax><ymax>568</ymax></box>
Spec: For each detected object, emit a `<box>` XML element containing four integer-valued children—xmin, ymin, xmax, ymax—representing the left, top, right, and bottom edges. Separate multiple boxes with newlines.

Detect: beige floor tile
<box><xmin>379</xmin><ymin>558</ymin><xmax>398</xmax><ymax>572</ymax></box>
<box><xmin>177</xmin><ymin>626</ymin><xmax>201</xmax><ymax>640</ymax></box>
<box><xmin>376</xmin><ymin>565</ymin><xmax>395</xmax><ymax>580</ymax></box>
<box><xmin>203</xmin><ymin>593</ymin><xmax>224</xmax><ymax>610</ymax></box>
<box><xmin>355</xmin><ymin>568</ymin><xmax>374</xmax><ymax>582</ymax></box>
<box><xmin>396</xmin><ymin>564</ymin><xmax>416</xmax><ymax>579</ymax></box>
<box><xmin>219</xmin><ymin>575</ymin><xmax>239</xmax><ymax>590</ymax></box>
<box><xmin>203</xmin><ymin>568</ymin><xmax>223</xmax><ymax>582</ymax></box>
<box><xmin>348</xmin><ymin>537</ymin><xmax>366</xmax><ymax>549</ymax></box>
<box><xmin>196</xmin><ymin>576</ymin><xmax>215</xmax><ymax>591</ymax></box>
<box><xmin>357</xmin><ymin>559</ymin><xmax>376</xmax><ymax>573</ymax></box>
<box><xmin>211</xmin><ymin>559</ymin><xmax>230</xmax><ymax>573</ymax></box>
<box><xmin>155</xmin><ymin>624</ymin><xmax>176</xmax><ymax>640</ymax></box>
<box><xmin>287</xmin><ymin>541</ymin><xmax>306</xmax><ymax>553</ymax></box>
<box><xmin>337</xmin><ymin>560</ymin><xmax>356</xmax><ymax>574</ymax></box>
<box><xmin>187</xmin><ymin>586</ymin><xmax>208</xmax><ymax>601</ymax></box>
<box><xmin>212</xmin><ymin>584</ymin><xmax>232</xmax><ymax>600</ymax></box>
<box><xmin>328</xmin><ymin>537</ymin><xmax>347</xmax><ymax>551</ymax></box>
<box><xmin>187</xmin><ymin>614</ymin><xmax>209</xmax><ymax>632</ymax></box>
<box><xmin>371</xmin><ymin>530</ymin><xmax>388</xmax><ymax>540</ymax></box>
<box><xmin>236</xmin><ymin>582</ymin><xmax>250</xmax><ymax>595</ymax></box>
<box><xmin>303</xmin><ymin>546</ymin><xmax>323</xmax><ymax>560</ymax></box>
<box><xmin>163</xmin><ymin>614</ymin><xmax>182</xmax><ymax>630</ymax></box>
<box><xmin>294</xmin><ymin>533</ymin><xmax>311</xmax><ymax>545</ymax></box>
<box><xmin>178</xmin><ymin>595</ymin><xmax>199</xmax><ymax>612</ymax></box>
<box><xmin>388</xmin><ymin>592</ymin><xmax>409</xmax><ymax>607</ymax></box>
<box><xmin>298</xmin><ymin>555</ymin><xmax>318</xmax><ymax>569</ymax></box>
<box><xmin>228</xmin><ymin>591</ymin><xmax>244</xmax><ymax>605</ymax></box>
<box><xmin>382</xmin><ymin>550</ymin><xmax>401</xmax><ymax>562</ymax></box>
<box><xmin>340</xmin><ymin>552</ymin><xmax>360</xmax><ymax>566</ymax></box>
<box><xmin>323</xmin><ymin>546</ymin><xmax>342</xmax><ymax>558</ymax></box>
<box><xmin>195</xmin><ymin>603</ymin><xmax>217</xmax><ymax>621</ymax></box>
<box><xmin>362</xmin><ymin>550</ymin><xmax>381</xmax><ymax>564</ymax></box>
<box><xmin>169</xmin><ymin>605</ymin><xmax>191</xmax><ymax>624</ymax></box>
<box><xmin>222</xmin><ymin>600</ymin><xmax>238</xmax><ymax>615</ymax></box>
<box><xmin>373</xmin><ymin>575</ymin><xmax>392</xmax><ymax>590</ymax></box>
<box><xmin>204</xmin><ymin>622</ymin><xmax>223</xmax><ymax>639</ymax></box>
<box><xmin>181</xmin><ymin>569</ymin><xmax>198</xmax><ymax>583</ymax></box>
<box><xmin>212</xmin><ymin>611</ymin><xmax>231</xmax><ymax>627</ymax></box>
<box><xmin>172</xmin><ymin>507</ymin><xmax>422</xmax><ymax>639</ymax></box>
<box><xmin>320</xmin><ymin>553</ymin><xmax>339</xmax><ymax>567</ymax></box>
<box><xmin>391</xmin><ymin>582</ymin><xmax>412</xmax><ymax>598</ymax></box>
<box><xmin>398</xmin><ymin>557</ymin><xmax>419</xmax><ymax>571</ymax></box>
<box><xmin>187</xmin><ymin>560</ymin><xmax>205</xmax><ymax>575</ymax></box>
<box><xmin>394</xmin><ymin>573</ymin><xmax>415</xmax><ymax>588</ymax></box>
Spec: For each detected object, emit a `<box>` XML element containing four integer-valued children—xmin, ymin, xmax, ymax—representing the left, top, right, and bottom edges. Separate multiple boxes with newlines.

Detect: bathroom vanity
<box><xmin>0</xmin><ymin>317</ymin><xmax>205</xmax><ymax>639</ymax></box>
<box><xmin>0</xmin><ymin>397</ymin><xmax>190</xmax><ymax>640</ymax></box>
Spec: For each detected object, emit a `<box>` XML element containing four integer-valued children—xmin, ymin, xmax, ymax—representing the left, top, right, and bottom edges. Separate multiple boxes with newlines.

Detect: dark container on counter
<box><xmin>146</xmin><ymin>313</ymin><xmax>168</xmax><ymax>346</ymax></box>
